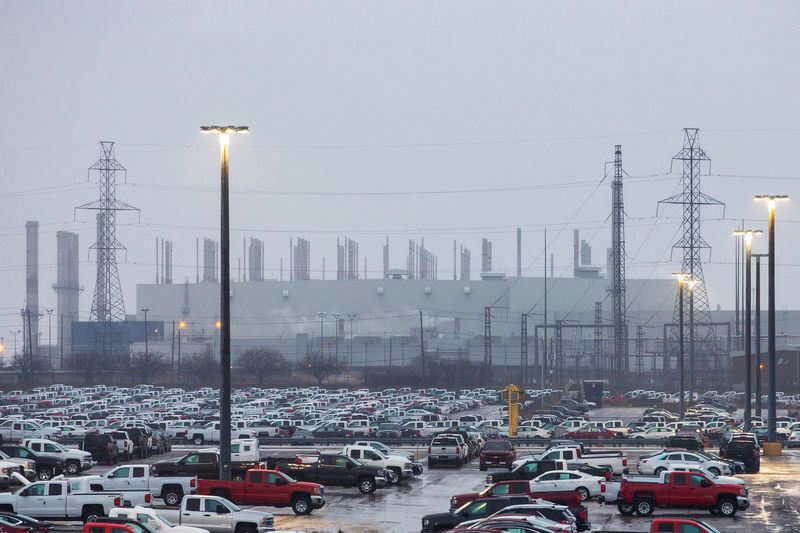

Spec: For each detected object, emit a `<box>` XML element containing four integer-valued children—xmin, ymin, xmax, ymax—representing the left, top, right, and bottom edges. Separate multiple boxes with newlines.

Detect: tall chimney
<box><xmin>25</xmin><ymin>221</ymin><xmax>39</xmax><ymax>355</ymax></box>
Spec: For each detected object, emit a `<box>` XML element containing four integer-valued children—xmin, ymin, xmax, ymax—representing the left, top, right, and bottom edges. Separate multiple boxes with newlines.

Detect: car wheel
<box><xmin>385</xmin><ymin>469</ymin><xmax>399</xmax><ymax>484</ymax></box>
<box><xmin>232</xmin><ymin>474</ymin><xmax>245</xmax><ymax>482</ymax></box>
<box><xmin>708</xmin><ymin>467</ymin><xmax>721</xmax><ymax>476</ymax></box>
<box><xmin>66</xmin><ymin>461</ymin><xmax>80</xmax><ymax>475</ymax></box>
<box><xmin>37</xmin><ymin>467</ymin><xmax>53</xmax><ymax>480</ymax></box>
<box><xmin>716</xmin><ymin>497</ymin><xmax>737</xmax><ymax>517</ymax></box>
<box><xmin>576</xmin><ymin>487</ymin><xmax>590</xmax><ymax>502</ymax></box>
<box><xmin>193</xmin><ymin>435</ymin><xmax>204</xmax><ymax>445</ymax></box>
<box><xmin>163</xmin><ymin>490</ymin><xmax>182</xmax><ymax>506</ymax></box>
<box><xmin>359</xmin><ymin>477</ymin><xmax>376</xmax><ymax>494</ymax></box>
<box><xmin>654</xmin><ymin>467</ymin><xmax>665</xmax><ymax>476</ymax></box>
<box><xmin>617</xmin><ymin>503</ymin><xmax>635</xmax><ymax>515</ymax></box>
<box><xmin>292</xmin><ymin>496</ymin><xmax>312</xmax><ymax>515</ymax></box>
<box><xmin>635</xmin><ymin>498</ymin><xmax>654</xmax><ymax>516</ymax></box>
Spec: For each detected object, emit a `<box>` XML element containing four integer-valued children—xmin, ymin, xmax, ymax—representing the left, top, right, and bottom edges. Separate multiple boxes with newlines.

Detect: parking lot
<box><xmin>68</xmin><ymin>441</ymin><xmax>799</xmax><ymax>533</ymax></box>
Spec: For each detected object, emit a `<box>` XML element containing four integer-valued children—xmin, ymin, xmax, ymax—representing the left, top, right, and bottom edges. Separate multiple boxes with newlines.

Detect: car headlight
<box><xmin>423</xmin><ymin>519</ymin><xmax>430</xmax><ymax>526</ymax></box>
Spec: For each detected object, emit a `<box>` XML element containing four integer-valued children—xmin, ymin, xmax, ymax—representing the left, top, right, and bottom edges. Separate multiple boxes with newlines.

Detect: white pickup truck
<box><xmin>0</xmin><ymin>479</ymin><xmax>122</xmax><ymax>522</ymax></box>
<box><xmin>110</xmin><ymin>506</ymin><xmax>209</xmax><ymax>533</ymax></box>
<box><xmin>90</xmin><ymin>465</ymin><xmax>197</xmax><ymax>506</ymax></box>
<box><xmin>343</xmin><ymin>445</ymin><xmax>414</xmax><ymax>483</ymax></box>
<box><xmin>64</xmin><ymin>475</ymin><xmax>153</xmax><ymax>507</ymax></box>
<box><xmin>536</xmin><ymin>445</ymin><xmax>629</xmax><ymax>475</ymax></box>
<box><xmin>187</xmin><ymin>423</ymin><xmax>256</xmax><ymax>446</ymax></box>
<box><xmin>21</xmin><ymin>438</ymin><xmax>93</xmax><ymax>475</ymax></box>
<box><xmin>0</xmin><ymin>421</ymin><xmax>57</xmax><ymax>443</ymax></box>
<box><xmin>158</xmin><ymin>495</ymin><xmax>274</xmax><ymax>533</ymax></box>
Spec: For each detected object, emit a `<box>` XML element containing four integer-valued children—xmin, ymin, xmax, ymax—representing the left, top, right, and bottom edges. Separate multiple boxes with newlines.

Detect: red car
<box><xmin>480</xmin><ymin>439</ymin><xmax>516</xmax><ymax>471</ymax></box>
<box><xmin>563</xmin><ymin>426</ymin><xmax>619</xmax><ymax>439</ymax></box>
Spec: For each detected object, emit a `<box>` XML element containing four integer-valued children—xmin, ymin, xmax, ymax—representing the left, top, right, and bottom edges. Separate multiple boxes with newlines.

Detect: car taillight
<box><xmin>190</xmin><ymin>478</ymin><xmax>196</xmax><ymax>487</ymax></box>
<box><xmin>145</xmin><ymin>493</ymin><xmax>151</xmax><ymax>503</ymax></box>
<box><xmin>605</xmin><ymin>471</ymin><xmax>611</xmax><ymax>480</ymax></box>
<box><xmin>114</xmin><ymin>497</ymin><xmax>121</xmax><ymax>506</ymax></box>
<box><xmin>579</xmin><ymin>510</ymin><xmax>586</xmax><ymax>521</ymax></box>
<box><xmin>622</xmin><ymin>458</ymin><xmax>627</xmax><ymax>467</ymax></box>
<box><xmin>428</xmin><ymin>447</ymin><xmax>432</xmax><ymax>454</ymax></box>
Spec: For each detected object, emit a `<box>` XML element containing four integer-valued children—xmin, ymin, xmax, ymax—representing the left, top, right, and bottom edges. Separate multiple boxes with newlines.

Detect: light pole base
<box><xmin>763</xmin><ymin>441</ymin><xmax>783</xmax><ymax>456</ymax></box>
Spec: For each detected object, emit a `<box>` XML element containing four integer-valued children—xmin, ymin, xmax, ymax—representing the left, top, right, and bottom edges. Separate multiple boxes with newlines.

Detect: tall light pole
<box><xmin>347</xmin><ymin>313</ymin><xmax>356</xmax><ymax>370</ymax></box>
<box><xmin>331</xmin><ymin>313</ymin><xmax>341</xmax><ymax>363</ymax></box>
<box><xmin>753</xmin><ymin>253</ymin><xmax>767</xmax><ymax>417</ymax></box>
<box><xmin>672</xmin><ymin>272</ymin><xmax>691</xmax><ymax>418</ymax></box>
<box><xmin>687</xmin><ymin>279</ymin><xmax>699</xmax><ymax>408</ymax></box>
<box><xmin>10</xmin><ymin>330</ymin><xmax>20</xmax><ymax>360</ymax></box>
<box><xmin>201</xmin><ymin>125</ymin><xmax>248</xmax><ymax>481</ymax></box>
<box><xmin>178</xmin><ymin>321</ymin><xmax>185</xmax><ymax>375</ymax></box>
<box><xmin>755</xmin><ymin>194</ymin><xmax>788</xmax><ymax>451</ymax></box>
<box><xmin>734</xmin><ymin>230</ymin><xmax>762</xmax><ymax>431</ymax></box>
<box><xmin>0</xmin><ymin>337</ymin><xmax>4</xmax><ymax>367</ymax></box>
<box><xmin>317</xmin><ymin>312</ymin><xmax>326</xmax><ymax>357</ymax></box>
<box><xmin>141</xmin><ymin>308</ymin><xmax>150</xmax><ymax>357</ymax></box>
<box><xmin>45</xmin><ymin>309</ymin><xmax>53</xmax><ymax>370</ymax></box>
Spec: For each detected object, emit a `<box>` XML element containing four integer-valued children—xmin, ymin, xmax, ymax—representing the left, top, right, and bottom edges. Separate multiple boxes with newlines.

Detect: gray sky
<box><xmin>2</xmin><ymin>1</ymin><xmax>800</xmax><ymax>334</ymax></box>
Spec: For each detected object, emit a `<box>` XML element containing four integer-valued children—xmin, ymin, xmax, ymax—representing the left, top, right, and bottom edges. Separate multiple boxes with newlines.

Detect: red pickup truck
<box><xmin>198</xmin><ymin>468</ymin><xmax>325</xmax><ymax>515</ymax></box>
<box><xmin>450</xmin><ymin>480</ymin><xmax>588</xmax><ymax>532</ymax></box>
<box><xmin>616</xmin><ymin>471</ymin><xmax>749</xmax><ymax>517</ymax></box>
<box><xmin>479</xmin><ymin>439</ymin><xmax>516</xmax><ymax>471</ymax></box>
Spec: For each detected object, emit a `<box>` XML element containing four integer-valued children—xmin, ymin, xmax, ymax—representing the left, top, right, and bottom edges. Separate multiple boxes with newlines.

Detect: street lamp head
<box><xmin>733</xmin><ymin>229</ymin><xmax>763</xmax><ymax>245</ymax></box>
<box><xmin>755</xmin><ymin>195</ymin><xmax>789</xmax><ymax>210</ymax></box>
<box><xmin>671</xmin><ymin>272</ymin><xmax>692</xmax><ymax>283</ymax></box>
<box><xmin>216</xmin><ymin>321</ymin><xmax>222</xmax><ymax>329</ymax></box>
<box><xmin>687</xmin><ymin>279</ymin><xmax>700</xmax><ymax>290</ymax></box>
<box><xmin>179</xmin><ymin>321</ymin><xmax>186</xmax><ymax>329</ymax></box>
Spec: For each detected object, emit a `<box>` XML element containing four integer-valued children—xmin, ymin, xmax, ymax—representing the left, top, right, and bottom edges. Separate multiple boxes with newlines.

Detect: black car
<box><xmin>82</xmin><ymin>433</ymin><xmax>119</xmax><ymax>465</ymax></box>
<box><xmin>0</xmin><ymin>511</ymin><xmax>54</xmax><ymax>531</ymax></box>
<box><xmin>0</xmin><ymin>445</ymin><xmax>65</xmax><ymax>481</ymax></box>
<box><xmin>121</xmin><ymin>427</ymin><xmax>150</xmax><ymax>458</ymax></box>
<box><xmin>721</xmin><ymin>437</ymin><xmax>760</xmax><ymax>473</ymax></box>
<box><xmin>311</xmin><ymin>426</ymin><xmax>353</xmax><ymax>438</ymax></box>
<box><xmin>485</xmin><ymin>460</ymin><xmax>563</xmax><ymax>485</ymax></box>
<box><xmin>666</xmin><ymin>431</ymin><xmax>704</xmax><ymax>450</ymax></box>
<box><xmin>421</xmin><ymin>495</ymin><xmax>532</xmax><ymax>532</ymax></box>
<box><xmin>568</xmin><ymin>462</ymin><xmax>612</xmax><ymax>480</ymax></box>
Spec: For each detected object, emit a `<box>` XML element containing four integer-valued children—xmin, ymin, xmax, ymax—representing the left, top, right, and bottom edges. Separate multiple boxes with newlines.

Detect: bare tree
<box><xmin>67</xmin><ymin>351</ymin><xmax>105</xmax><ymax>384</ymax></box>
<box><xmin>129</xmin><ymin>351</ymin><xmax>167</xmax><ymax>384</ymax></box>
<box><xmin>181</xmin><ymin>348</ymin><xmax>220</xmax><ymax>387</ymax></box>
<box><xmin>236</xmin><ymin>348</ymin><xmax>290</xmax><ymax>385</ymax></box>
<box><xmin>299</xmin><ymin>351</ymin><xmax>343</xmax><ymax>385</ymax></box>
<box><xmin>12</xmin><ymin>352</ymin><xmax>47</xmax><ymax>383</ymax></box>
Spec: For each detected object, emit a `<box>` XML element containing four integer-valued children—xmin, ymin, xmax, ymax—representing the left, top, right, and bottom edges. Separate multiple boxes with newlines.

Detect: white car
<box><xmin>637</xmin><ymin>451</ymin><xmax>732</xmax><ymax>476</ymax></box>
<box><xmin>110</xmin><ymin>506</ymin><xmax>209</xmax><ymax>533</ymax></box>
<box><xmin>629</xmin><ymin>427</ymin><xmax>676</xmax><ymax>440</ymax></box>
<box><xmin>530</xmin><ymin>470</ymin><xmax>603</xmax><ymax>501</ymax></box>
<box><xmin>515</xmin><ymin>426</ymin><xmax>551</xmax><ymax>438</ymax></box>
<box><xmin>666</xmin><ymin>464</ymin><xmax>745</xmax><ymax>485</ymax></box>
<box><xmin>21</xmin><ymin>438</ymin><xmax>93</xmax><ymax>475</ymax></box>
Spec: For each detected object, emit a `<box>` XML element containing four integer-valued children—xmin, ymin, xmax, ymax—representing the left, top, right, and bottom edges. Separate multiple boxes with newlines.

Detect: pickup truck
<box><xmin>266</xmin><ymin>453</ymin><xmax>386</xmax><ymax>494</ymax></box>
<box><xmin>451</xmin><ymin>479</ymin><xmax>583</xmax><ymax>509</ymax></box>
<box><xmin>616</xmin><ymin>471</ymin><xmax>749</xmax><ymax>517</ymax></box>
<box><xmin>84</xmin><ymin>465</ymin><xmax>197</xmax><ymax>507</ymax></box>
<box><xmin>343</xmin><ymin>445</ymin><xmax>414</xmax><ymax>483</ymax></box>
<box><xmin>0</xmin><ymin>479</ymin><xmax>122</xmax><ymax>523</ymax></box>
<box><xmin>0</xmin><ymin>445</ymin><xmax>65</xmax><ymax>481</ymax></box>
<box><xmin>109</xmin><ymin>506</ymin><xmax>209</xmax><ymax>533</ymax></box>
<box><xmin>485</xmin><ymin>459</ymin><xmax>566</xmax><ymax>485</ymax></box>
<box><xmin>599</xmin><ymin>518</ymin><xmax>727</xmax><ymax>533</ymax></box>
<box><xmin>421</xmin><ymin>495</ymin><xmax>532</xmax><ymax>532</ymax></box>
<box><xmin>479</xmin><ymin>439</ymin><xmax>516</xmax><ymax>471</ymax></box>
<box><xmin>151</xmin><ymin>452</ymin><xmax>258</xmax><ymax>482</ymax></box>
<box><xmin>0</xmin><ymin>421</ymin><xmax>56</xmax><ymax>443</ymax></box>
<box><xmin>158</xmin><ymin>495</ymin><xmax>274</xmax><ymax>533</ymax></box>
<box><xmin>352</xmin><ymin>440</ymin><xmax>423</xmax><ymax>475</ymax></box>
<box><xmin>186</xmin><ymin>423</ymin><xmax>256</xmax><ymax>446</ymax></box>
<box><xmin>198</xmin><ymin>468</ymin><xmax>324</xmax><ymax>515</ymax></box>
<box><xmin>21</xmin><ymin>439</ymin><xmax>94</xmax><ymax>475</ymax></box>
<box><xmin>64</xmin><ymin>475</ymin><xmax>153</xmax><ymax>507</ymax></box>
<box><xmin>427</xmin><ymin>435</ymin><xmax>465</xmax><ymax>468</ymax></box>
<box><xmin>537</xmin><ymin>445</ymin><xmax>628</xmax><ymax>475</ymax></box>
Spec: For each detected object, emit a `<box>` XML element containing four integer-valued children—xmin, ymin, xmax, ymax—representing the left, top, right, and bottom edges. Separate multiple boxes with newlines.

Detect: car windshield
<box><xmin>219</xmin><ymin>498</ymin><xmax>241</xmax><ymax>512</ymax></box>
<box><xmin>696</xmin><ymin>521</ymin><xmax>722</xmax><ymax>533</ymax></box>
<box><xmin>484</xmin><ymin>442</ymin><xmax>510</xmax><ymax>451</ymax></box>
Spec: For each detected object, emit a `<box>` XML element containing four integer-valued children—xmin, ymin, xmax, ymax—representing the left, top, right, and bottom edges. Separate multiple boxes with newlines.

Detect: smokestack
<box><xmin>25</xmin><ymin>221</ymin><xmax>39</xmax><ymax>355</ymax></box>
<box><xmin>551</xmin><ymin>253</ymin><xmax>554</xmax><ymax>278</ymax></box>
<box><xmin>55</xmin><ymin>231</ymin><xmax>79</xmax><ymax>363</ymax></box>
<box><xmin>517</xmin><ymin>228</ymin><xmax>522</xmax><ymax>277</ymax></box>
<box><xmin>573</xmin><ymin>229</ymin><xmax>579</xmax><ymax>277</ymax></box>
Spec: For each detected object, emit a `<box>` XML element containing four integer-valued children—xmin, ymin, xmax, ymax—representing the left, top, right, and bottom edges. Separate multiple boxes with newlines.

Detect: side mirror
<box><xmin>216</xmin><ymin>507</ymin><xmax>228</xmax><ymax>514</ymax></box>
<box><xmin>346</xmin><ymin>462</ymin><xmax>354</xmax><ymax>469</ymax></box>
<box><xmin>702</xmin><ymin>480</ymin><xmax>712</xmax><ymax>487</ymax></box>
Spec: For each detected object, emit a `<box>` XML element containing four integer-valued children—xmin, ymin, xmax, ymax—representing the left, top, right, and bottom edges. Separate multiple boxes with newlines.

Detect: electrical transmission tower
<box><xmin>658</xmin><ymin>129</ymin><xmax>725</xmax><ymax>379</ymax></box>
<box><xmin>609</xmin><ymin>145</ymin><xmax>628</xmax><ymax>378</ymax></box>
<box><xmin>75</xmin><ymin>142</ymin><xmax>140</xmax><ymax>359</ymax></box>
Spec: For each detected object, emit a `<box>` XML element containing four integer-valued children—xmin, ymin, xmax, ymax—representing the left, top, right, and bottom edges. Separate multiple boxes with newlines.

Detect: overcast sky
<box><xmin>1</xmin><ymin>1</ymin><xmax>799</xmax><ymax>334</ymax></box>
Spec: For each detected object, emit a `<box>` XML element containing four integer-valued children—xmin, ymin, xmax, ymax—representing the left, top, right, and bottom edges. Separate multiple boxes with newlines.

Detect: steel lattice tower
<box><xmin>75</xmin><ymin>142</ymin><xmax>140</xmax><ymax>358</ymax></box>
<box><xmin>658</xmin><ymin>129</ymin><xmax>725</xmax><ymax>375</ymax></box>
<box><xmin>610</xmin><ymin>145</ymin><xmax>628</xmax><ymax>375</ymax></box>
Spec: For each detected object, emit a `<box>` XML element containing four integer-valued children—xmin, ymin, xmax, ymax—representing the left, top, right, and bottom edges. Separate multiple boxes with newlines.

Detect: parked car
<box><xmin>108</xmin><ymin>506</ymin><xmax>209</xmax><ymax>533</ymax></box>
<box><xmin>421</xmin><ymin>495</ymin><xmax>532</xmax><ymax>532</ymax></box>
<box><xmin>82</xmin><ymin>433</ymin><xmax>119</xmax><ymax>465</ymax></box>
<box><xmin>156</xmin><ymin>495</ymin><xmax>274</xmax><ymax>533</ymax></box>
<box><xmin>0</xmin><ymin>479</ymin><xmax>122</xmax><ymax>523</ymax></box>
<box><xmin>266</xmin><ymin>453</ymin><xmax>386</xmax><ymax>495</ymax></box>
<box><xmin>479</xmin><ymin>439</ymin><xmax>516</xmax><ymax>471</ymax></box>
<box><xmin>0</xmin><ymin>445</ymin><xmax>65</xmax><ymax>481</ymax></box>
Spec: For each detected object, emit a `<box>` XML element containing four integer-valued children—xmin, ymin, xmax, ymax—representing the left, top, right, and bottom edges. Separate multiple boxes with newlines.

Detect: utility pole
<box><xmin>347</xmin><ymin>314</ymin><xmax>356</xmax><ymax>371</ymax></box>
<box><xmin>142</xmin><ymin>308</ymin><xmax>150</xmax><ymax>357</ymax></box>
<box><xmin>419</xmin><ymin>310</ymin><xmax>426</xmax><ymax>374</ymax></box>
<box><xmin>317</xmin><ymin>312</ymin><xmax>326</xmax><ymax>357</ymax></box>
<box><xmin>331</xmin><ymin>313</ymin><xmax>341</xmax><ymax>363</ymax></box>
<box><xmin>45</xmin><ymin>309</ymin><xmax>53</xmax><ymax>369</ymax></box>
<box><xmin>171</xmin><ymin>320</ymin><xmax>175</xmax><ymax>385</ymax></box>
<box><xmin>754</xmin><ymin>253</ymin><xmax>767</xmax><ymax>417</ymax></box>
<box><xmin>543</xmin><ymin>227</ymin><xmax>548</xmax><ymax>388</ymax></box>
